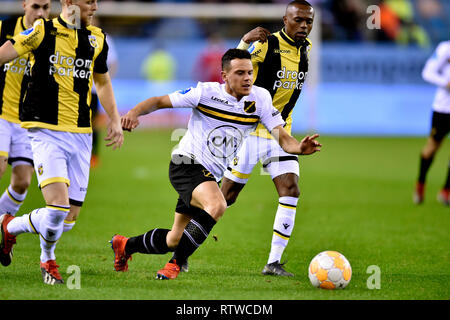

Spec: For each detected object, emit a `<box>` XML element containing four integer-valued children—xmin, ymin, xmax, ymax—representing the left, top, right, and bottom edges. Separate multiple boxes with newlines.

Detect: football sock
<box><xmin>7</xmin><ymin>208</ymin><xmax>42</xmax><ymax>235</ymax></box>
<box><xmin>444</xmin><ymin>160</ymin><xmax>450</xmax><ymax>189</ymax></box>
<box><xmin>125</xmin><ymin>228</ymin><xmax>170</xmax><ymax>255</ymax></box>
<box><xmin>170</xmin><ymin>209</ymin><xmax>216</xmax><ymax>267</ymax></box>
<box><xmin>268</xmin><ymin>196</ymin><xmax>298</xmax><ymax>264</ymax></box>
<box><xmin>418</xmin><ymin>155</ymin><xmax>434</xmax><ymax>184</ymax></box>
<box><xmin>38</xmin><ymin>205</ymin><xmax>70</xmax><ymax>262</ymax></box>
<box><xmin>63</xmin><ymin>220</ymin><xmax>76</xmax><ymax>232</ymax></box>
<box><xmin>0</xmin><ymin>185</ymin><xmax>27</xmax><ymax>216</ymax></box>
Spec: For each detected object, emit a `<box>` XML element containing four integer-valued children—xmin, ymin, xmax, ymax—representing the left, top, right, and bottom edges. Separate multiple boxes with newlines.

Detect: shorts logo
<box><xmin>37</xmin><ymin>164</ymin><xmax>43</xmax><ymax>176</ymax></box>
<box><xmin>244</xmin><ymin>101</ymin><xmax>256</xmax><ymax>114</ymax></box>
<box><xmin>202</xmin><ymin>169</ymin><xmax>213</xmax><ymax>178</ymax></box>
<box><xmin>233</xmin><ymin>156</ymin><xmax>239</xmax><ymax>166</ymax></box>
<box><xmin>207</xmin><ymin>125</ymin><xmax>243</xmax><ymax>159</ymax></box>
<box><xmin>88</xmin><ymin>35</ymin><xmax>98</xmax><ymax>48</ymax></box>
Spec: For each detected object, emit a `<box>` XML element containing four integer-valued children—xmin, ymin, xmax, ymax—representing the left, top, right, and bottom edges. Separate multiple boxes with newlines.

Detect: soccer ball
<box><xmin>308</xmin><ymin>251</ymin><xmax>352</xmax><ymax>289</ymax></box>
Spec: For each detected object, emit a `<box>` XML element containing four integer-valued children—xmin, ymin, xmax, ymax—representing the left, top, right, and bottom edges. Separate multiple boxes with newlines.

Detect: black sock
<box><xmin>171</xmin><ymin>209</ymin><xmax>216</xmax><ymax>267</ymax></box>
<box><xmin>125</xmin><ymin>228</ymin><xmax>170</xmax><ymax>255</ymax></box>
<box><xmin>418</xmin><ymin>155</ymin><xmax>434</xmax><ymax>184</ymax></box>
<box><xmin>444</xmin><ymin>160</ymin><xmax>450</xmax><ymax>189</ymax></box>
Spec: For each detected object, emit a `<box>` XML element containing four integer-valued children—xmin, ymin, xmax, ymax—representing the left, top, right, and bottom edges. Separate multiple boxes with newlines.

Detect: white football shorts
<box><xmin>0</xmin><ymin>118</ymin><xmax>33</xmax><ymax>167</ymax></box>
<box><xmin>224</xmin><ymin>135</ymin><xmax>299</xmax><ymax>184</ymax></box>
<box><xmin>27</xmin><ymin>128</ymin><xmax>92</xmax><ymax>205</ymax></box>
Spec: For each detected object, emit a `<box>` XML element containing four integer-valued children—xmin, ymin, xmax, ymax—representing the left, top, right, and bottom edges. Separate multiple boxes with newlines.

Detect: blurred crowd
<box><xmin>0</xmin><ymin>0</ymin><xmax>448</xmax><ymax>47</ymax></box>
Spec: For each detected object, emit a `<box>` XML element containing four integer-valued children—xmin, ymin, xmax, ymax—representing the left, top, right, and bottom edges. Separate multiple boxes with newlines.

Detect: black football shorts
<box><xmin>169</xmin><ymin>154</ymin><xmax>217</xmax><ymax>215</ymax></box>
<box><xmin>430</xmin><ymin>111</ymin><xmax>450</xmax><ymax>142</ymax></box>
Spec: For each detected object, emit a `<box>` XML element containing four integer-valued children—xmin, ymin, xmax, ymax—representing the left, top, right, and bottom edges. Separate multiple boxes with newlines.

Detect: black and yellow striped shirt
<box><xmin>11</xmin><ymin>15</ymin><xmax>109</xmax><ymax>133</ymax></box>
<box><xmin>0</xmin><ymin>16</ymin><xmax>31</xmax><ymax>124</ymax></box>
<box><xmin>239</xmin><ymin>28</ymin><xmax>311</xmax><ymax>139</ymax></box>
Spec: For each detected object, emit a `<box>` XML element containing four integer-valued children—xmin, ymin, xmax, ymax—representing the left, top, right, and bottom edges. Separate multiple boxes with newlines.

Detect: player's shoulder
<box><xmin>87</xmin><ymin>25</ymin><xmax>107</xmax><ymax>45</ymax></box>
<box><xmin>87</xmin><ymin>24</ymin><xmax>105</xmax><ymax>36</ymax></box>
<box><xmin>435</xmin><ymin>41</ymin><xmax>450</xmax><ymax>55</ymax></box>
<box><xmin>196</xmin><ymin>81</ymin><xmax>222</xmax><ymax>92</ymax></box>
<box><xmin>250</xmin><ymin>84</ymin><xmax>272</xmax><ymax>102</ymax></box>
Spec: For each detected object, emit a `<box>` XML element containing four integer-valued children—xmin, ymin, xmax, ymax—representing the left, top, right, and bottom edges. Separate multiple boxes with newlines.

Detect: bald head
<box><xmin>283</xmin><ymin>0</ymin><xmax>314</xmax><ymax>43</ymax></box>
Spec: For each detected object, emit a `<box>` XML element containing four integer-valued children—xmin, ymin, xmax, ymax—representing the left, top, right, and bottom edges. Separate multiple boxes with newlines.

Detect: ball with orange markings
<box><xmin>308</xmin><ymin>251</ymin><xmax>352</xmax><ymax>289</ymax></box>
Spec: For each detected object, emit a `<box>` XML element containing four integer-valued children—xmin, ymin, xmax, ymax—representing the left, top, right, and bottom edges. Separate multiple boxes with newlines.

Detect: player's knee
<box><xmin>11</xmin><ymin>176</ymin><xmax>31</xmax><ymax>194</ymax></box>
<box><xmin>205</xmin><ymin>199</ymin><xmax>227</xmax><ymax>221</ymax></box>
<box><xmin>224</xmin><ymin>192</ymin><xmax>238</xmax><ymax>207</ymax></box>
<box><xmin>0</xmin><ymin>157</ymin><xmax>7</xmax><ymax>179</ymax></box>
<box><xmin>279</xmin><ymin>183</ymin><xmax>300</xmax><ymax>198</ymax></box>
<box><xmin>166</xmin><ymin>230</ymin><xmax>182</xmax><ymax>250</ymax></box>
<box><xmin>221</xmin><ymin>179</ymin><xmax>244</xmax><ymax>207</ymax></box>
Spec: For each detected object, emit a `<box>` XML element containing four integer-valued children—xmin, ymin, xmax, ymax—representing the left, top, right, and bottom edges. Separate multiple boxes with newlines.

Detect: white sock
<box><xmin>267</xmin><ymin>196</ymin><xmax>298</xmax><ymax>264</ymax></box>
<box><xmin>63</xmin><ymin>220</ymin><xmax>76</xmax><ymax>232</ymax></box>
<box><xmin>39</xmin><ymin>205</ymin><xmax>69</xmax><ymax>262</ymax></box>
<box><xmin>0</xmin><ymin>185</ymin><xmax>27</xmax><ymax>216</ymax></box>
<box><xmin>6</xmin><ymin>208</ymin><xmax>42</xmax><ymax>236</ymax></box>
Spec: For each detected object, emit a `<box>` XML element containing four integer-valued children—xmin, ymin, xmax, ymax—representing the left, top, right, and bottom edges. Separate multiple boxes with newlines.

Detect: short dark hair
<box><xmin>221</xmin><ymin>49</ymin><xmax>251</xmax><ymax>71</ymax></box>
<box><xmin>287</xmin><ymin>0</ymin><xmax>312</xmax><ymax>8</ymax></box>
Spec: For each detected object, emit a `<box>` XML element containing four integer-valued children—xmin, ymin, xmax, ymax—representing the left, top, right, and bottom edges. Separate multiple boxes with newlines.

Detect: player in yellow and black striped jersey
<box><xmin>221</xmin><ymin>0</ymin><xmax>315</xmax><ymax>277</ymax></box>
<box><xmin>0</xmin><ymin>1</ymin><xmax>50</xmax><ymax>219</ymax></box>
<box><xmin>0</xmin><ymin>0</ymin><xmax>123</xmax><ymax>285</ymax></box>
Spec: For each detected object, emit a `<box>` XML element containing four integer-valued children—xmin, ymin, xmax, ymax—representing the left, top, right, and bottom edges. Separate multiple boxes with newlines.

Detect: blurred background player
<box><xmin>414</xmin><ymin>40</ymin><xmax>450</xmax><ymax>206</ymax></box>
<box><xmin>0</xmin><ymin>0</ymin><xmax>124</xmax><ymax>285</ymax></box>
<box><xmin>221</xmin><ymin>0</ymin><xmax>314</xmax><ymax>277</ymax></box>
<box><xmin>90</xmin><ymin>16</ymin><xmax>119</xmax><ymax>168</ymax></box>
<box><xmin>112</xmin><ymin>49</ymin><xmax>322</xmax><ymax>281</ymax></box>
<box><xmin>0</xmin><ymin>0</ymin><xmax>51</xmax><ymax>217</ymax></box>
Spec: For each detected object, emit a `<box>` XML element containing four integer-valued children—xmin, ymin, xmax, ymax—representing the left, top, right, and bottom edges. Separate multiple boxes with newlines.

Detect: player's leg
<box><xmin>0</xmin><ymin>123</ymin><xmax>34</xmax><ymax>216</ymax></box>
<box><xmin>112</xmin><ymin>209</ymin><xmax>191</xmax><ymax>272</ymax></box>
<box><xmin>438</xmin><ymin>159</ymin><xmax>450</xmax><ymax>205</ymax></box>
<box><xmin>0</xmin><ymin>163</ymin><xmax>33</xmax><ymax>216</ymax></box>
<box><xmin>156</xmin><ymin>180</ymin><xmax>226</xmax><ymax>280</ymax></box>
<box><xmin>90</xmin><ymin>93</ymin><xmax>100</xmax><ymax>168</ymax></box>
<box><xmin>221</xmin><ymin>135</ymin><xmax>258</xmax><ymax>205</ymax></box>
<box><xmin>414</xmin><ymin>111</ymin><xmax>446</xmax><ymax>204</ymax></box>
<box><xmin>261</xmin><ymin>138</ymin><xmax>300</xmax><ymax>276</ymax></box>
<box><xmin>0</xmin><ymin>156</ymin><xmax>7</xmax><ymax>180</ymax></box>
<box><xmin>0</xmin><ymin>119</ymin><xmax>11</xmax><ymax>181</ymax></box>
<box><xmin>436</xmin><ymin>113</ymin><xmax>449</xmax><ymax>205</ymax></box>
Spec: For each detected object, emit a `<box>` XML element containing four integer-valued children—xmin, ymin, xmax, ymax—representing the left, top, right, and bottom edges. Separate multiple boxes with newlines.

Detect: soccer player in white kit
<box><xmin>414</xmin><ymin>40</ymin><xmax>450</xmax><ymax>205</ymax></box>
<box><xmin>111</xmin><ymin>49</ymin><xmax>322</xmax><ymax>280</ymax></box>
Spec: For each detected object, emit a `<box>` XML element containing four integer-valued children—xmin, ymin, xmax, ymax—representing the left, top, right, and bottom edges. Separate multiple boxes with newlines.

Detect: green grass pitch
<box><xmin>0</xmin><ymin>129</ymin><xmax>448</xmax><ymax>300</ymax></box>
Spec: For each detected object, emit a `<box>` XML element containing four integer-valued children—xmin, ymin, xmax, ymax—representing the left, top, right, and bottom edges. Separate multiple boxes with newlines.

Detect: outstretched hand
<box><xmin>242</xmin><ymin>27</ymin><xmax>271</xmax><ymax>44</ymax></box>
<box><xmin>299</xmin><ymin>134</ymin><xmax>322</xmax><ymax>155</ymax></box>
<box><xmin>121</xmin><ymin>110</ymin><xmax>140</xmax><ymax>132</ymax></box>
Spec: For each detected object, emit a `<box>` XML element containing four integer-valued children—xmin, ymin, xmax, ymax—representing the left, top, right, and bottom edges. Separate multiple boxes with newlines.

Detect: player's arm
<box><xmin>422</xmin><ymin>43</ymin><xmax>450</xmax><ymax>89</ymax></box>
<box><xmin>238</xmin><ymin>27</ymin><xmax>271</xmax><ymax>49</ymax></box>
<box><xmin>271</xmin><ymin>125</ymin><xmax>321</xmax><ymax>155</ymax></box>
<box><xmin>93</xmin><ymin>72</ymin><xmax>124</xmax><ymax>149</ymax></box>
<box><xmin>121</xmin><ymin>95</ymin><xmax>173</xmax><ymax>131</ymax></box>
<box><xmin>0</xmin><ymin>41</ymin><xmax>19</xmax><ymax>66</ymax></box>
<box><xmin>2</xmin><ymin>18</ymin><xmax>45</xmax><ymax>66</ymax></box>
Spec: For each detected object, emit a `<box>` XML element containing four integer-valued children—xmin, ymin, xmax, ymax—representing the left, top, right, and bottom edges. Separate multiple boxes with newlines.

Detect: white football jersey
<box><xmin>169</xmin><ymin>82</ymin><xmax>285</xmax><ymax>180</ymax></box>
<box><xmin>422</xmin><ymin>40</ymin><xmax>450</xmax><ymax>113</ymax></box>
